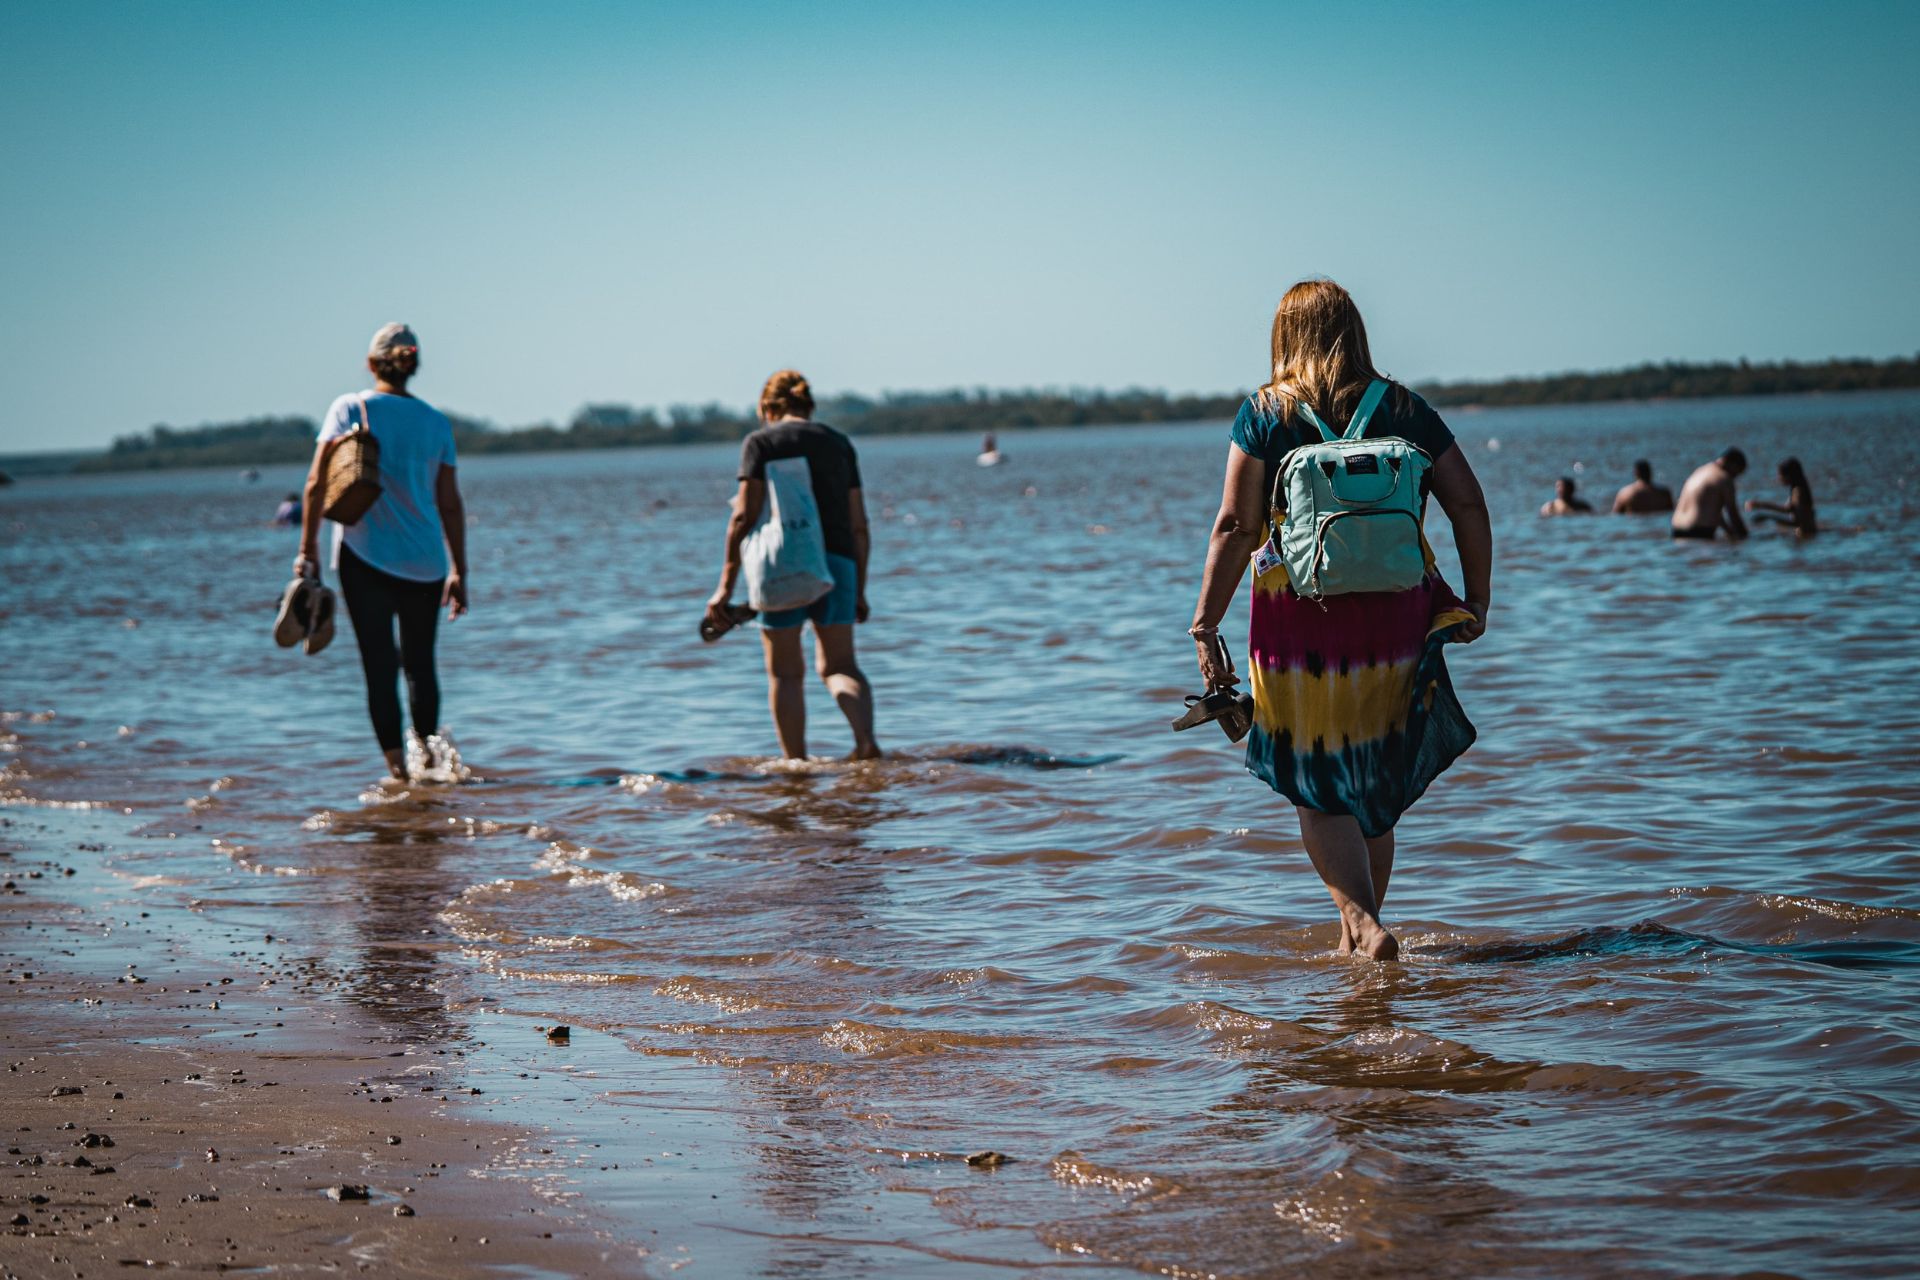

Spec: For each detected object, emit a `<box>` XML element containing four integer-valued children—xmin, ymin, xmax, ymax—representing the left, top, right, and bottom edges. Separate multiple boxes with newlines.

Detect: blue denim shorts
<box><xmin>761</xmin><ymin>553</ymin><xmax>859</xmax><ymax>630</ymax></box>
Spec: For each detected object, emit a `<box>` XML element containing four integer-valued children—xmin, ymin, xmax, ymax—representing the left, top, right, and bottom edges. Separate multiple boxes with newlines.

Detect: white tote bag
<box><xmin>742</xmin><ymin>457</ymin><xmax>835</xmax><ymax>612</ymax></box>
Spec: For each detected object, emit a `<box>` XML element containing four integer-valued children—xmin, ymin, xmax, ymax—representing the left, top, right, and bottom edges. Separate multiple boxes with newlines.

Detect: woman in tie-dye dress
<box><xmin>1188</xmin><ymin>280</ymin><xmax>1493</xmax><ymax>961</ymax></box>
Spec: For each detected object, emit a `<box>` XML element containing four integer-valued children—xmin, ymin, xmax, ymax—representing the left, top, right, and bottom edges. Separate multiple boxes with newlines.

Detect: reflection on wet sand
<box><xmin>341</xmin><ymin>812</ymin><xmax>472</xmax><ymax>1042</ymax></box>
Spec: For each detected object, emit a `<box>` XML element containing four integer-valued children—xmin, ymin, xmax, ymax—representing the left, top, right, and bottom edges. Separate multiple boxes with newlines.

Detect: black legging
<box><xmin>338</xmin><ymin>545</ymin><xmax>442</xmax><ymax>753</ymax></box>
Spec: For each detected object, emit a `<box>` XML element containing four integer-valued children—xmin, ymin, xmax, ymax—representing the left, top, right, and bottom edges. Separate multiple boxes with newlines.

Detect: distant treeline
<box><xmin>38</xmin><ymin>354</ymin><xmax>1920</xmax><ymax>475</ymax></box>
<box><xmin>70</xmin><ymin>389</ymin><xmax>1246</xmax><ymax>473</ymax></box>
<box><xmin>1419</xmin><ymin>355</ymin><xmax>1920</xmax><ymax>408</ymax></box>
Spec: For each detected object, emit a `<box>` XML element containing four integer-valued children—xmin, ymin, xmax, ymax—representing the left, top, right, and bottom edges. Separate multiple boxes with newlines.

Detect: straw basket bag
<box><xmin>320</xmin><ymin>395</ymin><xmax>383</xmax><ymax>525</ymax></box>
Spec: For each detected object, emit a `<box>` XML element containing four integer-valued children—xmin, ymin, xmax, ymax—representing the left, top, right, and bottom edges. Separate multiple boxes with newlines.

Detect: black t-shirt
<box><xmin>1230</xmin><ymin>382</ymin><xmax>1456</xmax><ymax>504</ymax></box>
<box><xmin>738</xmin><ymin>419</ymin><xmax>864</xmax><ymax>559</ymax></box>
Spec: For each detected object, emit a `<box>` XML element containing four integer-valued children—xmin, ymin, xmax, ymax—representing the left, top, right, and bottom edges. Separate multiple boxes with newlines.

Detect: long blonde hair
<box><xmin>1259</xmin><ymin>279</ymin><xmax>1396</xmax><ymax>423</ymax></box>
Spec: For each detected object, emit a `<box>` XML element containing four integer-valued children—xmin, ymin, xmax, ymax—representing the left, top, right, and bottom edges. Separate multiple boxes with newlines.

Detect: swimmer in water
<box><xmin>1611</xmin><ymin>460</ymin><xmax>1674</xmax><ymax>514</ymax></box>
<box><xmin>1745</xmin><ymin>456</ymin><xmax>1817</xmax><ymax>537</ymax></box>
<box><xmin>1539</xmin><ymin>476</ymin><xmax>1593</xmax><ymax>516</ymax></box>
<box><xmin>273</xmin><ymin>492</ymin><xmax>301</xmax><ymax>526</ymax></box>
<box><xmin>1671</xmin><ymin>448</ymin><xmax>1749</xmax><ymax>541</ymax></box>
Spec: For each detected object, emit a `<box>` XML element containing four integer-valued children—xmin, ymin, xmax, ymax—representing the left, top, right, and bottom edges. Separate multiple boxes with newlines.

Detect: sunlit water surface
<box><xmin>4</xmin><ymin>391</ymin><xmax>1918</xmax><ymax>1278</ymax></box>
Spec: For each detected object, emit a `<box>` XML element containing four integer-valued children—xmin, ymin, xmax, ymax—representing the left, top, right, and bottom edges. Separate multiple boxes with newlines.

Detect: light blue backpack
<box><xmin>1262</xmin><ymin>379</ymin><xmax>1432</xmax><ymax>599</ymax></box>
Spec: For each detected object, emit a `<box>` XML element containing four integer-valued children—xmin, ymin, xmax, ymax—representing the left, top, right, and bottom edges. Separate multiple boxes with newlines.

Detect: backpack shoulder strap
<box><xmin>356</xmin><ymin>394</ymin><xmax>371</xmax><ymax>433</ymax></box>
<box><xmin>1342</xmin><ymin>380</ymin><xmax>1390</xmax><ymax>441</ymax></box>
<box><xmin>1293</xmin><ymin>399</ymin><xmax>1340</xmax><ymax>444</ymax></box>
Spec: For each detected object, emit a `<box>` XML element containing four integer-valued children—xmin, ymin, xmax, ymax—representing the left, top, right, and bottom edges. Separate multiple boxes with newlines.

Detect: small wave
<box><xmin>0</xmin><ymin>790</ymin><xmax>109</xmax><ymax>811</ymax></box>
<box><xmin>938</xmin><ymin>746</ymin><xmax>1122</xmax><ymax>770</ymax></box>
<box><xmin>532</xmin><ymin>840</ymin><xmax>611</xmax><ymax>870</ymax></box>
<box><xmin>1050</xmin><ymin>1150</ymin><xmax>1184</xmax><ymax>1199</ymax></box>
<box><xmin>608</xmin><ymin>745</ymin><xmax>1121</xmax><ymax>791</ymax></box>
<box><xmin>1433</xmin><ymin>918</ymin><xmax>1920</xmax><ymax>971</ymax></box>
<box><xmin>820</xmin><ymin>1019</ymin><xmax>1042</xmax><ymax>1058</ymax></box>
<box><xmin>654</xmin><ymin>976</ymin><xmax>776</xmax><ymax>1014</ymax></box>
<box><xmin>1298</xmin><ymin>1027</ymin><xmax>1543</xmax><ymax>1093</ymax></box>
<box><xmin>1431</xmin><ymin>922</ymin><xmax>1717</xmax><ymax>965</ymax></box>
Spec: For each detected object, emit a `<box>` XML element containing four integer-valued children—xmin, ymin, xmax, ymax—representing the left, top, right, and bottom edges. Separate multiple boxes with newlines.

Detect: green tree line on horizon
<box><xmin>44</xmin><ymin>353</ymin><xmax>1920</xmax><ymax>475</ymax></box>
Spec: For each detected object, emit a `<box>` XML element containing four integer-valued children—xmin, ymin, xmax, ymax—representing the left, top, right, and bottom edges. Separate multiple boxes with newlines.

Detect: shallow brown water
<box><xmin>4</xmin><ymin>391</ymin><xmax>1919</xmax><ymax>1277</ymax></box>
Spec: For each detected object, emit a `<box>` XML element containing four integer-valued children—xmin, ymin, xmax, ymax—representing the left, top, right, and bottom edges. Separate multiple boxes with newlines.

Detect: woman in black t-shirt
<box><xmin>705</xmin><ymin>370</ymin><xmax>880</xmax><ymax>761</ymax></box>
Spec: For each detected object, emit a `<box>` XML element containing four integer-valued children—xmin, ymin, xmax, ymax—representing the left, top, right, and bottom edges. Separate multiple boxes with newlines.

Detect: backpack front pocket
<box><xmin>1302</xmin><ymin>509</ymin><xmax>1426</xmax><ymax>596</ymax></box>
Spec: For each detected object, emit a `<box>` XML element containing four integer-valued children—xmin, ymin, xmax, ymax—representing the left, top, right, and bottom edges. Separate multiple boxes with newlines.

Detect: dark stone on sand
<box><xmin>49</xmin><ymin>1085</ymin><xmax>82</xmax><ymax>1097</ymax></box>
<box><xmin>326</xmin><ymin>1184</ymin><xmax>371</xmax><ymax>1201</ymax></box>
<box><xmin>393</xmin><ymin>1202</ymin><xmax>415</xmax><ymax>1217</ymax></box>
<box><xmin>185</xmin><ymin>1193</ymin><xmax>218</xmax><ymax>1202</ymax></box>
<box><xmin>8</xmin><ymin>1213</ymin><xmax>27</xmax><ymax>1226</ymax></box>
<box><xmin>88</xmin><ymin>1164</ymin><xmax>116</xmax><ymax>1174</ymax></box>
<box><xmin>965</xmin><ymin>1150</ymin><xmax>1011</xmax><ymax>1167</ymax></box>
<box><xmin>77</xmin><ymin>1132</ymin><xmax>113</xmax><ymax>1148</ymax></box>
<box><xmin>123</xmin><ymin>1195</ymin><xmax>152</xmax><ymax>1208</ymax></box>
<box><xmin>545</xmin><ymin>1024</ymin><xmax>571</xmax><ymax>1042</ymax></box>
<box><xmin>386</xmin><ymin>1135</ymin><xmax>401</xmax><ymax>1145</ymax></box>
<box><xmin>27</xmin><ymin>1196</ymin><xmax>47</xmax><ymax>1205</ymax></box>
<box><xmin>71</xmin><ymin>1155</ymin><xmax>93</xmax><ymax>1168</ymax></box>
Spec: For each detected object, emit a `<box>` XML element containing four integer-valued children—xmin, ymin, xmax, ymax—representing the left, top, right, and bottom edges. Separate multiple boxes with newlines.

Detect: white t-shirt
<box><xmin>318</xmin><ymin>391</ymin><xmax>458</xmax><ymax>582</ymax></box>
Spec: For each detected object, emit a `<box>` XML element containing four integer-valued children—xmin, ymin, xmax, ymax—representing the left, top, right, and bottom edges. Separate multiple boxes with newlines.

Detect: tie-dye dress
<box><xmin>1229</xmin><ymin>388</ymin><xmax>1477</xmax><ymax>838</ymax></box>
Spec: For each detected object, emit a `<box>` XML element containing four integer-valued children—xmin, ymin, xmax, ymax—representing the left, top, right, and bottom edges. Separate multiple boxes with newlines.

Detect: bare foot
<box><xmin>1339</xmin><ymin>905</ymin><xmax>1398</xmax><ymax>961</ymax></box>
<box><xmin>847</xmin><ymin>742</ymin><xmax>883</xmax><ymax>762</ymax></box>
<box><xmin>1353</xmin><ymin>919</ymin><xmax>1399</xmax><ymax>961</ymax></box>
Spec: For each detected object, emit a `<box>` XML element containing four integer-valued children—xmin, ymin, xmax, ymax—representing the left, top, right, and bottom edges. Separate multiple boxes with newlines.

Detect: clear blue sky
<box><xmin>2</xmin><ymin>0</ymin><xmax>1915</xmax><ymax>452</ymax></box>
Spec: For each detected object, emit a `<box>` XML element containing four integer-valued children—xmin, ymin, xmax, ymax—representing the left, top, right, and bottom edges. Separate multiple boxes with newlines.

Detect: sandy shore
<box><xmin>0</xmin><ymin>813</ymin><xmax>649</xmax><ymax>1278</ymax></box>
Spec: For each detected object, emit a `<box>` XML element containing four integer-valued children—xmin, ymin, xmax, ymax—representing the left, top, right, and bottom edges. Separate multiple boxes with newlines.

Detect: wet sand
<box><xmin>1</xmin><ymin>813</ymin><xmax>647</xmax><ymax>1278</ymax></box>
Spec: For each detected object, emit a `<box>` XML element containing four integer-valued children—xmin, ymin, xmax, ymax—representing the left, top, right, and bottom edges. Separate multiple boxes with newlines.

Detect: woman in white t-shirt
<box><xmin>296</xmin><ymin>324</ymin><xmax>469</xmax><ymax>780</ymax></box>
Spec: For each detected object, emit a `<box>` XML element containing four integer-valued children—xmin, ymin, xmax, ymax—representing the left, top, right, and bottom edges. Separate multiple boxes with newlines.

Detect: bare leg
<box><xmin>813</xmin><ymin>623</ymin><xmax>880</xmax><ymax>760</ymax></box>
<box><xmin>1297</xmin><ymin>808</ymin><xmax>1398</xmax><ymax>961</ymax></box>
<box><xmin>381</xmin><ymin>747</ymin><xmax>408</xmax><ymax>781</ymax></box>
<box><xmin>1337</xmin><ymin>827</ymin><xmax>1397</xmax><ymax>952</ymax></box>
<box><xmin>761</xmin><ymin>627</ymin><xmax>808</xmax><ymax>759</ymax></box>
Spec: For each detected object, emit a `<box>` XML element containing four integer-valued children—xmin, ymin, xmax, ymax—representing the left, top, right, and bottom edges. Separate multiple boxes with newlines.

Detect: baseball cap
<box><xmin>369</xmin><ymin>323</ymin><xmax>419</xmax><ymax>357</ymax></box>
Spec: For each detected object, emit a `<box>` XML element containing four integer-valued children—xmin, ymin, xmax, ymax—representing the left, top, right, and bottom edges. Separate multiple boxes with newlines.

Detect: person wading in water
<box><xmin>705</xmin><ymin>370</ymin><xmax>880</xmax><ymax>761</ymax></box>
<box><xmin>1187</xmin><ymin>280</ymin><xmax>1492</xmax><ymax>960</ymax></box>
<box><xmin>296</xmin><ymin>324</ymin><xmax>468</xmax><ymax>781</ymax></box>
<box><xmin>1612</xmin><ymin>460</ymin><xmax>1674</xmax><ymax>514</ymax></box>
<box><xmin>1745</xmin><ymin>456</ymin><xmax>1817</xmax><ymax>537</ymax></box>
<box><xmin>1671</xmin><ymin>448</ymin><xmax>1749</xmax><ymax>541</ymax></box>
